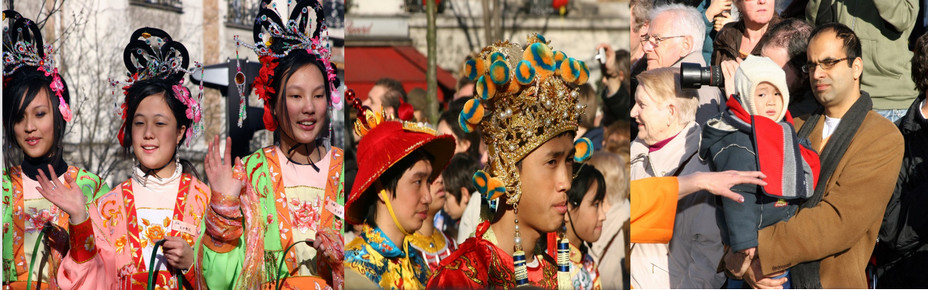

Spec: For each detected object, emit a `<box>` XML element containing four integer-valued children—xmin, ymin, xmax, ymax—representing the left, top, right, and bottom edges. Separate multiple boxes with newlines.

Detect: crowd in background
<box><xmin>342</xmin><ymin>36</ymin><xmax>634</xmax><ymax>288</ymax></box>
<box><xmin>628</xmin><ymin>0</ymin><xmax>928</xmax><ymax>288</ymax></box>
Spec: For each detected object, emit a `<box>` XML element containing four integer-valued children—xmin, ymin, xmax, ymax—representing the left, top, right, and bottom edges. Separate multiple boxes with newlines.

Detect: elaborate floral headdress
<box><xmin>3</xmin><ymin>10</ymin><xmax>72</xmax><ymax>122</ymax></box>
<box><xmin>458</xmin><ymin>34</ymin><xmax>592</xmax><ymax>288</ymax></box>
<box><xmin>108</xmin><ymin>27</ymin><xmax>204</xmax><ymax>147</ymax></box>
<box><xmin>233</xmin><ymin>0</ymin><xmax>342</xmax><ymax>131</ymax></box>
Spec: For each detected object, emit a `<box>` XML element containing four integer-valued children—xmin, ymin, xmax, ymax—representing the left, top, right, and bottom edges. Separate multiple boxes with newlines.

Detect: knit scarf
<box><xmin>710</xmin><ymin>96</ymin><xmax>820</xmax><ymax>199</ymax></box>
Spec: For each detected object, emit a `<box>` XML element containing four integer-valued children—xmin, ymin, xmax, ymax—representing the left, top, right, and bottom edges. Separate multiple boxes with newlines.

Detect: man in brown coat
<box><xmin>725</xmin><ymin>23</ymin><xmax>904</xmax><ymax>288</ymax></box>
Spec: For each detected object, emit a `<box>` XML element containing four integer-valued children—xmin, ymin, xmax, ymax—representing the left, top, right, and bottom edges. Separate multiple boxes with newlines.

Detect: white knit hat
<box><xmin>734</xmin><ymin>55</ymin><xmax>791</xmax><ymax>121</ymax></box>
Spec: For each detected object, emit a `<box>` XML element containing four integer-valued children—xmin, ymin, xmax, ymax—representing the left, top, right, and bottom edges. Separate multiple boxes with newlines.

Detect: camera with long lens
<box><xmin>680</xmin><ymin>62</ymin><xmax>723</xmax><ymax>89</ymax></box>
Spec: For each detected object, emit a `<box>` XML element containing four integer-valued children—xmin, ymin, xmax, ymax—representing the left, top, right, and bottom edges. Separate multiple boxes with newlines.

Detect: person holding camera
<box><xmin>724</xmin><ymin>23</ymin><xmax>904</xmax><ymax>289</ymax></box>
<box><xmin>643</xmin><ymin>4</ymin><xmax>724</xmax><ymax>125</ymax></box>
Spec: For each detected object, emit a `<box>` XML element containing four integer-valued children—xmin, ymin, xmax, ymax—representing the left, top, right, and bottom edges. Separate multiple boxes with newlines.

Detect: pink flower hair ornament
<box><xmin>233</xmin><ymin>0</ymin><xmax>343</xmax><ymax>129</ymax></box>
<box><xmin>3</xmin><ymin>10</ymin><xmax>73</xmax><ymax>122</ymax></box>
<box><xmin>109</xmin><ymin>27</ymin><xmax>206</xmax><ymax>147</ymax></box>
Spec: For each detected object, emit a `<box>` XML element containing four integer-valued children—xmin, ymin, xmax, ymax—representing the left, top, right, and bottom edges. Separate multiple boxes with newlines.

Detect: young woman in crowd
<box><xmin>201</xmin><ymin>0</ymin><xmax>345</xmax><ymax>288</ymax></box>
<box><xmin>2</xmin><ymin>10</ymin><xmax>111</xmax><ymax>289</ymax></box>
<box><xmin>564</xmin><ymin>164</ymin><xmax>607</xmax><ymax>289</ymax></box>
<box><xmin>77</xmin><ymin>27</ymin><xmax>212</xmax><ymax>289</ymax></box>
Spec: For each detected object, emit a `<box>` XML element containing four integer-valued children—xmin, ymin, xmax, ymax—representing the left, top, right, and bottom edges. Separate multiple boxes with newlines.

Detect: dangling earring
<box><xmin>512</xmin><ymin>182</ymin><xmax>529</xmax><ymax>286</ymax></box>
<box><xmin>556</xmin><ymin>225</ymin><xmax>571</xmax><ymax>290</ymax></box>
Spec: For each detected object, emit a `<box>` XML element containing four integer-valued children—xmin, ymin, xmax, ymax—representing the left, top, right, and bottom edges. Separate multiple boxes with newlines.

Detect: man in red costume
<box><xmin>427</xmin><ymin>34</ymin><xmax>591</xmax><ymax>288</ymax></box>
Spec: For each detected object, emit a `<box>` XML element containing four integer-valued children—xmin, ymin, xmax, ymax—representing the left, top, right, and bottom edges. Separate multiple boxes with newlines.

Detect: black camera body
<box><xmin>680</xmin><ymin>62</ymin><xmax>723</xmax><ymax>89</ymax></box>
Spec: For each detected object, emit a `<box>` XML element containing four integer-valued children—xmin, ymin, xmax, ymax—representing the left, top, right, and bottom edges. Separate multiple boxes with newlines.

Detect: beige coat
<box><xmin>590</xmin><ymin>199</ymin><xmax>630</xmax><ymax>289</ymax></box>
<box><xmin>629</xmin><ymin>122</ymin><xmax>726</xmax><ymax>288</ymax></box>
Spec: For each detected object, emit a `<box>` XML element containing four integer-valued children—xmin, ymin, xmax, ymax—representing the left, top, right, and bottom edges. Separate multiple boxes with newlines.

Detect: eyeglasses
<box><xmin>801</xmin><ymin>57</ymin><xmax>850</xmax><ymax>73</ymax></box>
<box><xmin>640</xmin><ymin>34</ymin><xmax>686</xmax><ymax>47</ymax></box>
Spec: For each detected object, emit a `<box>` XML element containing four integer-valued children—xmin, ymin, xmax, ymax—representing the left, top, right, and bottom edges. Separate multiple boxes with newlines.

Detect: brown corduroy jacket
<box><xmin>757</xmin><ymin>109</ymin><xmax>904</xmax><ymax>288</ymax></box>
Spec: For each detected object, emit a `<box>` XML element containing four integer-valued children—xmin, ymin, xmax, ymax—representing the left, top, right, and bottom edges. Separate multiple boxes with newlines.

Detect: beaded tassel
<box><xmin>557</xmin><ymin>228</ymin><xmax>571</xmax><ymax>290</ymax></box>
<box><xmin>233</xmin><ymin>36</ymin><xmax>248</xmax><ymax>127</ymax></box>
<box><xmin>513</xmin><ymin>205</ymin><xmax>529</xmax><ymax>286</ymax></box>
<box><xmin>513</xmin><ymin>250</ymin><xmax>529</xmax><ymax>286</ymax></box>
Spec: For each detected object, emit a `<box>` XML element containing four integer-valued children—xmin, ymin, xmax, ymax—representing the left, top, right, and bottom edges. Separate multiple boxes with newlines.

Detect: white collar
<box><xmin>132</xmin><ymin>160</ymin><xmax>182</xmax><ymax>187</ymax></box>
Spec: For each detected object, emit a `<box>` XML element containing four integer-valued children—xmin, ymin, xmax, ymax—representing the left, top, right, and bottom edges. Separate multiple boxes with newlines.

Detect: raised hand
<box><xmin>706</xmin><ymin>0</ymin><xmax>733</xmax><ymax>22</ymax></box>
<box><xmin>596</xmin><ymin>43</ymin><xmax>617</xmax><ymax>77</ymax></box>
<box><xmin>36</xmin><ymin>164</ymin><xmax>88</xmax><ymax>224</ymax></box>
<box><xmin>161</xmin><ymin>236</ymin><xmax>194</xmax><ymax>271</ymax></box>
<box><xmin>721</xmin><ymin>59</ymin><xmax>741</xmax><ymax>98</ymax></box>
<box><xmin>205</xmin><ymin>135</ymin><xmax>243</xmax><ymax>200</ymax></box>
<box><xmin>714</xmin><ymin>11</ymin><xmax>735</xmax><ymax>31</ymax></box>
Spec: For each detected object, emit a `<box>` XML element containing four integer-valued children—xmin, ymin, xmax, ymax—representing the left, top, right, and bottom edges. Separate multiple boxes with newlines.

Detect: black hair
<box><xmin>763</xmin><ymin>18</ymin><xmax>813</xmax><ymax>71</ymax></box>
<box><xmin>439</xmin><ymin>98</ymin><xmax>482</xmax><ymax>159</ymax></box>
<box><xmin>567</xmin><ymin>164</ymin><xmax>606</xmax><ymax>209</ymax></box>
<box><xmin>268</xmin><ymin>49</ymin><xmax>336</xmax><ymax>145</ymax></box>
<box><xmin>441</xmin><ymin>153</ymin><xmax>479</xmax><ymax>202</ymax></box>
<box><xmin>363</xmin><ymin>148</ymin><xmax>435</xmax><ymax>228</ymax></box>
<box><xmin>566</xmin><ymin>163</ymin><xmax>605</xmax><ymax>254</ymax></box>
<box><xmin>912</xmin><ymin>32</ymin><xmax>928</xmax><ymax>95</ymax></box>
<box><xmin>122</xmin><ymin>78</ymin><xmax>199</xmax><ymax>179</ymax></box>
<box><xmin>810</xmin><ymin>23</ymin><xmax>862</xmax><ymax>69</ymax></box>
<box><xmin>761</xmin><ymin>18</ymin><xmax>814</xmax><ymax>92</ymax></box>
<box><xmin>2</xmin><ymin>67</ymin><xmax>70</xmax><ymax>167</ymax></box>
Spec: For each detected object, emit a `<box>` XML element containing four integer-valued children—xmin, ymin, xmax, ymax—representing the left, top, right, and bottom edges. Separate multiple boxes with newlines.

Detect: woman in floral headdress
<box><xmin>200</xmin><ymin>0</ymin><xmax>345</xmax><ymax>289</ymax></box>
<box><xmin>427</xmin><ymin>34</ymin><xmax>592</xmax><ymax>288</ymax></box>
<box><xmin>74</xmin><ymin>27</ymin><xmax>213</xmax><ymax>289</ymax></box>
<box><xmin>2</xmin><ymin>10</ymin><xmax>111</xmax><ymax>289</ymax></box>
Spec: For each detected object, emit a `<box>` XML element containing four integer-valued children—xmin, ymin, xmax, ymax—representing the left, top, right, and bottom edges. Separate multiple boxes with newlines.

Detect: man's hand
<box><xmin>743</xmin><ymin>254</ymin><xmax>788</xmax><ymax>289</ymax></box>
<box><xmin>724</xmin><ymin>247</ymin><xmax>756</xmax><ymax>279</ymax></box>
<box><xmin>721</xmin><ymin>58</ymin><xmax>744</xmax><ymax>98</ymax></box>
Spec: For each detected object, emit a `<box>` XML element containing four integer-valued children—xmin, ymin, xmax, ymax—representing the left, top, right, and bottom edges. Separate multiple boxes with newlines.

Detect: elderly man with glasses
<box><xmin>642</xmin><ymin>4</ymin><xmax>724</xmax><ymax>125</ymax></box>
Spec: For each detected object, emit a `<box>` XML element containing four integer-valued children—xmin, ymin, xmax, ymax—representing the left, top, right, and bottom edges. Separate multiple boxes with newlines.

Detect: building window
<box><xmin>128</xmin><ymin>0</ymin><xmax>183</xmax><ymax>13</ymax></box>
<box><xmin>226</xmin><ymin>0</ymin><xmax>259</xmax><ymax>30</ymax></box>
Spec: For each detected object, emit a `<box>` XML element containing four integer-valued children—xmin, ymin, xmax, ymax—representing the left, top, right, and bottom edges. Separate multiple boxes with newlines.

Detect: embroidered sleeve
<box><xmin>204</xmin><ymin>161</ymin><xmax>246</xmax><ymax>250</ymax></box>
<box><xmin>68</xmin><ymin>217</ymin><xmax>97</xmax><ymax>263</ymax></box>
<box><xmin>56</xmin><ymin>203</ymin><xmax>118</xmax><ymax>288</ymax></box>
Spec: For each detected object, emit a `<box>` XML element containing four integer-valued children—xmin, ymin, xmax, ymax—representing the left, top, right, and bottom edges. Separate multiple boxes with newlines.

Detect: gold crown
<box><xmin>459</xmin><ymin>34</ymin><xmax>588</xmax><ymax>205</ymax></box>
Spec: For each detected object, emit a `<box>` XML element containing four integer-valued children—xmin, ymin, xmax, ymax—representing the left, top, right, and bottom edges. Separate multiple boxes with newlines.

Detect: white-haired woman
<box><xmin>628</xmin><ymin>67</ymin><xmax>725</xmax><ymax>289</ymax></box>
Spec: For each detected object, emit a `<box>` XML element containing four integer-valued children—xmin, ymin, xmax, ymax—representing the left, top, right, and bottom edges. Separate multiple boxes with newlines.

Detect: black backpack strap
<box><xmin>671</xmin><ymin>152</ymin><xmax>698</xmax><ymax>177</ymax></box>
